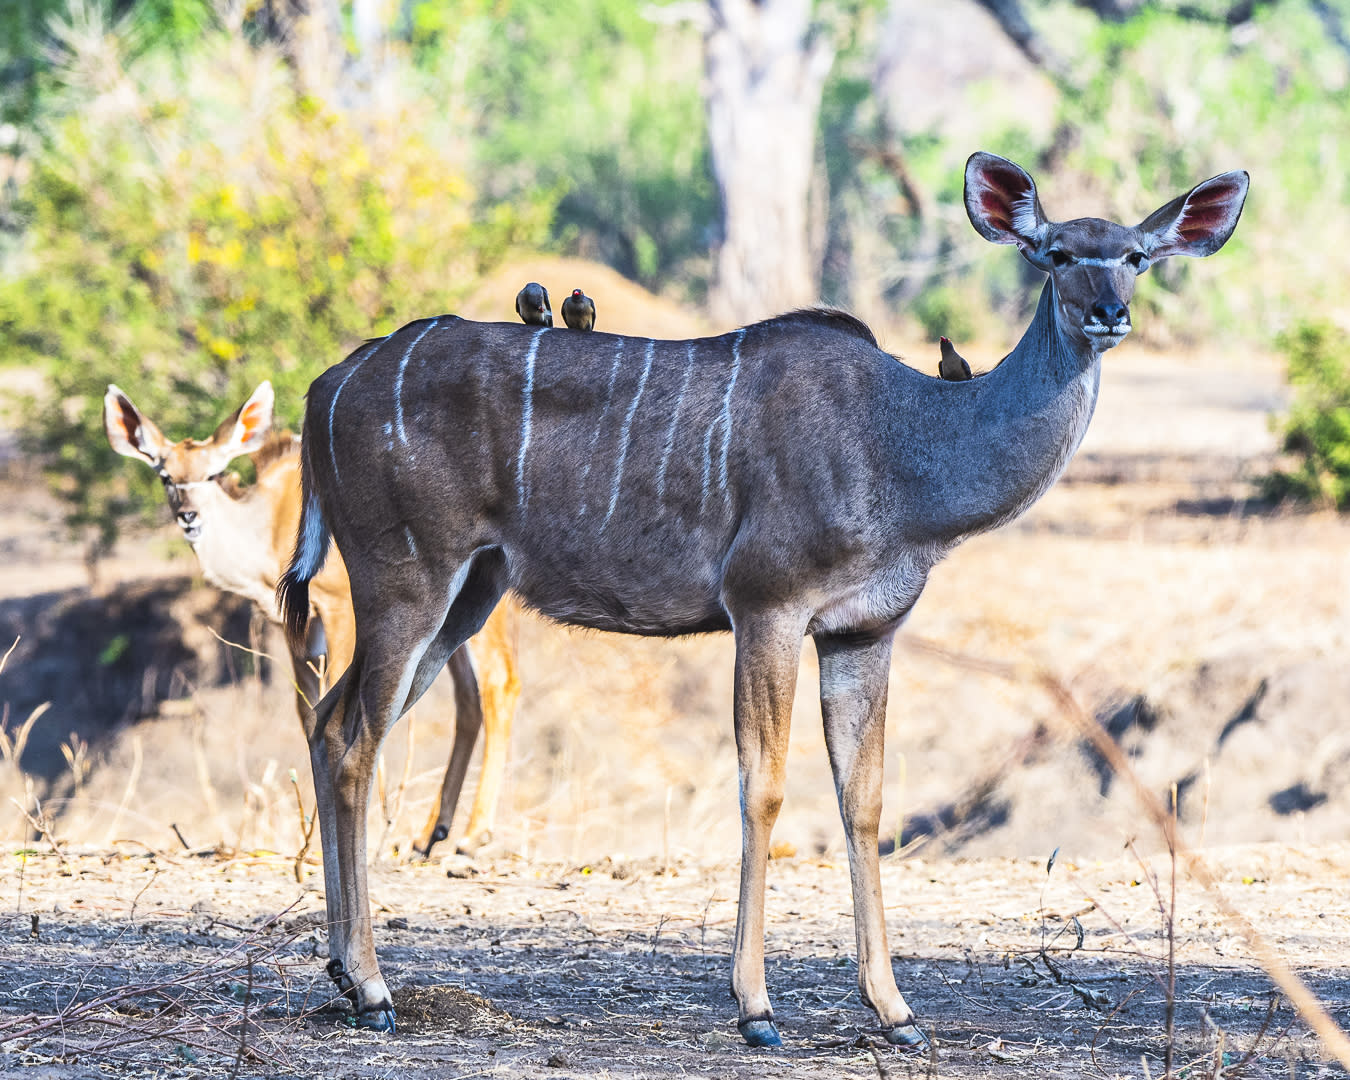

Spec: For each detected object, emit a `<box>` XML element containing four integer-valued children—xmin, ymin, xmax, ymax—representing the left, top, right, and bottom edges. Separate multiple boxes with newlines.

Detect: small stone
<box><xmin>546</xmin><ymin>1052</ymin><xmax>568</xmax><ymax>1068</ymax></box>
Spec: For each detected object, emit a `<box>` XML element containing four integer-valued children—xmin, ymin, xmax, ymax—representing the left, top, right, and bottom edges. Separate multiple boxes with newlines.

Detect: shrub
<box><xmin>1265</xmin><ymin>320</ymin><xmax>1350</xmax><ymax>509</ymax></box>
<box><xmin>0</xmin><ymin>34</ymin><xmax>553</xmax><ymax>555</ymax></box>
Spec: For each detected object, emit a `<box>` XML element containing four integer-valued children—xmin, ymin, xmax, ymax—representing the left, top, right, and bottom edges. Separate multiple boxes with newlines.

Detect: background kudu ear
<box><xmin>1137</xmin><ymin>170</ymin><xmax>1249</xmax><ymax>260</ymax></box>
<box><xmin>103</xmin><ymin>384</ymin><xmax>168</xmax><ymax>466</ymax></box>
<box><xmin>964</xmin><ymin>151</ymin><xmax>1050</xmax><ymax>250</ymax></box>
<box><xmin>206</xmin><ymin>381</ymin><xmax>275</xmax><ymax>472</ymax></box>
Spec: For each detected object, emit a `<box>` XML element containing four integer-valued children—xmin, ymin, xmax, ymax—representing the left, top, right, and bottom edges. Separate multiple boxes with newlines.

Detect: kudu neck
<box><xmin>907</xmin><ymin>279</ymin><xmax>1101</xmax><ymax>543</ymax></box>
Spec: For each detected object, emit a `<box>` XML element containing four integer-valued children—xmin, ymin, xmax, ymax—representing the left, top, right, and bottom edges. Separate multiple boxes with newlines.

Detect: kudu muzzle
<box><xmin>1083</xmin><ymin>288</ymin><xmax>1132</xmax><ymax>341</ymax></box>
<box><xmin>157</xmin><ymin>467</ymin><xmax>215</xmax><ymax>542</ymax></box>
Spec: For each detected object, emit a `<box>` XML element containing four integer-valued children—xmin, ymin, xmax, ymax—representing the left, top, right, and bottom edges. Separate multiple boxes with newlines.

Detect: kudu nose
<box><xmin>1091</xmin><ymin>301</ymin><xmax>1129</xmax><ymax>325</ymax></box>
<box><xmin>177</xmin><ymin>510</ymin><xmax>198</xmax><ymax>526</ymax></box>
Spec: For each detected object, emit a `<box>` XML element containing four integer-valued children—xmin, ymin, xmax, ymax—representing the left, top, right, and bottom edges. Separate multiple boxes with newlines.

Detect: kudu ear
<box><xmin>1137</xmin><ymin>171</ymin><xmax>1249</xmax><ymax>260</ymax></box>
<box><xmin>206</xmin><ymin>381</ymin><xmax>275</xmax><ymax>472</ymax></box>
<box><xmin>964</xmin><ymin>152</ymin><xmax>1050</xmax><ymax>252</ymax></box>
<box><xmin>103</xmin><ymin>384</ymin><xmax>168</xmax><ymax>466</ymax></box>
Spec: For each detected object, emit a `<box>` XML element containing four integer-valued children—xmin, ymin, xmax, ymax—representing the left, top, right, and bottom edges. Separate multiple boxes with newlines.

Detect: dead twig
<box><xmin>901</xmin><ymin>633</ymin><xmax>1350</xmax><ymax>1072</ymax></box>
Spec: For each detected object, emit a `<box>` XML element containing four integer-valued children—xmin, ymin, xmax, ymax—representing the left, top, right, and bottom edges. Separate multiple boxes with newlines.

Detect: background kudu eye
<box><xmin>1127</xmin><ymin>251</ymin><xmax>1148</xmax><ymax>270</ymax></box>
<box><xmin>1049</xmin><ymin>249</ymin><xmax>1073</xmax><ymax>268</ymax></box>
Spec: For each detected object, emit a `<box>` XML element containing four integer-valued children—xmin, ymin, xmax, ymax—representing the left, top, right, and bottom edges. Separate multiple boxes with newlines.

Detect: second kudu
<box><xmin>103</xmin><ymin>383</ymin><xmax>521</xmax><ymax>856</ymax></box>
<box><xmin>279</xmin><ymin>152</ymin><xmax>1247</xmax><ymax>1045</ymax></box>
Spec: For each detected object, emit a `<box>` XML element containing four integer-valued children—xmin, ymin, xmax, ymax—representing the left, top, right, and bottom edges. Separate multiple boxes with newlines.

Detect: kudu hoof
<box><xmin>883</xmin><ymin>1023</ymin><xmax>930</xmax><ymax>1050</ymax></box>
<box><xmin>355</xmin><ymin>1005</ymin><xmax>397</xmax><ymax>1034</ymax></box>
<box><xmin>414</xmin><ymin>824</ymin><xmax>449</xmax><ymax>859</ymax></box>
<box><xmin>738</xmin><ymin>1019</ymin><xmax>783</xmax><ymax>1047</ymax></box>
<box><xmin>326</xmin><ymin>958</ymin><xmax>358</xmax><ymax>1004</ymax></box>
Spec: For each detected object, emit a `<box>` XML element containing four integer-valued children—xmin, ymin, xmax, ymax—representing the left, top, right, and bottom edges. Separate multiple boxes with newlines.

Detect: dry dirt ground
<box><xmin>1</xmin><ymin>844</ymin><xmax>1346</xmax><ymax>1078</ymax></box>
<box><xmin>2</xmin><ymin>293</ymin><xmax>1350</xmax><ymax>1074</ymax></box>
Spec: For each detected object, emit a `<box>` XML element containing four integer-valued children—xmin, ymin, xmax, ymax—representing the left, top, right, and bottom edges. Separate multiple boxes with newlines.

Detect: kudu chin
<box><xmin>280</xmin><ymin>151</ymin><xmax>1247</xmax><ymax>1046</ymax></box>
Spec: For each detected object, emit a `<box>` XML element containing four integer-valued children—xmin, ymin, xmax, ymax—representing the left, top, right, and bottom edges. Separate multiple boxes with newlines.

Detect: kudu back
<box><xmin>281</xmin><ymin>151</ymin><xmax>1248</xmax><ymax>1046</ymax></box>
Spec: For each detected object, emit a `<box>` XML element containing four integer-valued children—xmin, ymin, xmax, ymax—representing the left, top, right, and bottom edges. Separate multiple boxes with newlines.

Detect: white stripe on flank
<box><xmin>515</xmin><ymin>328</ymin><xmax>547</xmax><ymax>507</ymax></box>
<box><xmin>394</xmin><ymin>318</ymin><xmax>440</xmax><ymax>452</ymax></box>
<box><xmin>578</xmin><ymin>339</ymin><xmax>626</xmax><ymax>516</ymax></box>
<box><xmin>656</xmin><ymin>343</ymin><xmax>697</xmax><ymax>501</ymax></box>
<box><xmin>328</xmin><ymin>338</ymin><xmax>384</xmax><ymax>486</ymax></box>
<box><xmin>716</xmin><ymin>330</ymin><xmax>746</xmax><ymax>493</ymax></box>
<box><xmin>699</xmin><ymin>410</ymin><xmax>716</xmax><ymax>514</ymax></box>
<box><xmin>404</xmin><ymin>527</ymin><xmax>418</xmax><ymax>559</ymax></box>
<box><xmin>602</xmin><ymin>339</ymin><xmax>655</xmax><ymax>529</ymax></box>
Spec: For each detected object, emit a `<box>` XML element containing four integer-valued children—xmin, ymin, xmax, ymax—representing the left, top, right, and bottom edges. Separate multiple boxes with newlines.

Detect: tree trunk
<box><xmin>704</xmin><ymin>0</ymin><xmax>834</xmax><ymax>325</ymax></box>
<box><xmin>263</xmin><ymin>0</ymin><xmax>344</xmax><ymax>98</ymax></box>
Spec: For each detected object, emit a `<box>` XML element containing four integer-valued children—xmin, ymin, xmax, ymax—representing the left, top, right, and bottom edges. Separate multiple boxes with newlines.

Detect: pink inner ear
<box><xmin>977</xmin><ymin>164</ymin><xmax>1032</xmax><ymax>233</ymax></box>
<box><xmin>1178</xmin><ymin>182</ymin><xmax>1241</xmax><ymax>240</ymax></box>
<box><xmin>979</xmin><ymin>192</ymin><xmax>1014</xmax><ymax>232</ymax></box>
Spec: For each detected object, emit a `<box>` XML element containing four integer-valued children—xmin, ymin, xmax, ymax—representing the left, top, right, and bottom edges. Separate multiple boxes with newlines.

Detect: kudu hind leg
<box><xmin>298</xmin><ymin>662</ymin><xmax>357</xmax><ymax>1003</ymax></box>
<box><xmin>328</xmin><ymin>582</ymin><xmax>476</xmax><ymax>1031</ymax></box>
<box><xmin>816</xmin><ymin>631</ymin><xmax>927</xmax><ymax>1049</ymax></box>
<box><xmin>729</xmin><ymin>610</ymin><xmax>808</xmax><ymax>1047</ymax></box>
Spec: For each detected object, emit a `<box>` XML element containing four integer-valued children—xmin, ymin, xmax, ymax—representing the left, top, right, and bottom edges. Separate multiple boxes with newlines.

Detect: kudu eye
<box><xmin>1127</xmin><ymin>250</ymin><xmax>1148</xmax><ymax>270</ymax></box>
<box><xmin>1048</xmin><ymin>249</ymin><xmax>1073</xmax><ymax>268</ymax></box>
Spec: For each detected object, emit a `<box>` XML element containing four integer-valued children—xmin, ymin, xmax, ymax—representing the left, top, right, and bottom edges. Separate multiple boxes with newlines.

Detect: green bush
<box><xmin>0</xmin><ymin>37</ymin><xmax>554</xmax><ymax>555</ymax></box>
<box><xmin>1265</xmin><ymin>321</ymin><xmax>1350</xmax><ymax>509</ymax></box>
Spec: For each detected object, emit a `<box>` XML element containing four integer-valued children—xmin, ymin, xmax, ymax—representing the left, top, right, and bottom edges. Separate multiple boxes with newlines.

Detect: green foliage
<box><xmin>436</xmin><ymin>0</ymin><xmax>717</xmax><ymax>292</ymax></box>
<box><xmin>1265</xmin><ymin>321</ymin><xmax>1350</xmax><ymax>509</ymax></box>
<box><xmin>0</xmin><ymin>36</ymin><xmax>553</xmax><ymax>552</ymax></box>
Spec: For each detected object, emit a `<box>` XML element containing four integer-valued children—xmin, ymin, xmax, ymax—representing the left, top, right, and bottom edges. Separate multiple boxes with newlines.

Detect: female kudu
<box><xmin>104</xmin><ymin>384</ymin><xmax>521</xmax><ymax>856</ymax></box>
<box><xmin>280</xmin><ymin>152</ymin><xmax>1247</xmax><ymax>1046</ymax></box>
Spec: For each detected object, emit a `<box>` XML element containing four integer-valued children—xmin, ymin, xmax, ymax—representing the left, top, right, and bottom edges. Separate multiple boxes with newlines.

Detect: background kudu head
<box><xmin>964</xmin><ymin>151</ymin><xmax>1249</xmax><ymax>354</ymax></box>
<box><xmin>103</xmin><ymin>382</ymin><xmax>275</xmax><ymax>544</ymax></box>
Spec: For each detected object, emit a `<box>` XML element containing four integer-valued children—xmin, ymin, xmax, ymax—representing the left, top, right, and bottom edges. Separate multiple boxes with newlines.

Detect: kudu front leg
<box><xmin>816</xmin><ymin>631</ymin><xmax>927</xmax><ymax>1049</ymax></box>
<box><xmin>729</xmin><ymin>610</ymin><xmax>808</xmax><ymax>1047</ymax></box>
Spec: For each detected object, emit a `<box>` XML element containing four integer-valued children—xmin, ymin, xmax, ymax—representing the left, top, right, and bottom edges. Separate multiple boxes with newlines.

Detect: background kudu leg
<box><xmin>455</xmin><ymin>603</ymin><xmax>521</xmax><ymax>853</ymax></box>
<box><xmin>414</xmin><ymin>601</ymin><xmax>521</xmax><ymax>857</ymax></box>
<box><xmin>817</xmin><ymin>631</ymin><xmax>927</xmax><ymax>1048</ymax></box>
<box><xmin>413</xmin><ymin>647</ymin><xmax>483</xmax><ymax>856</ymax></box>
<box><xmin>728</xmin><ymin>609</ymin><xmax>808</xmax><ymax>1048</ymax></box>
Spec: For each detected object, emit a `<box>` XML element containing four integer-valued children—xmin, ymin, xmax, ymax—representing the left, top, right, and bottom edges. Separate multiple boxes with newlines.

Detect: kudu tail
<box><xmin>278</xmin><ymin>439</ymin><xmax>331</xmax><ymax>654</ymax></box>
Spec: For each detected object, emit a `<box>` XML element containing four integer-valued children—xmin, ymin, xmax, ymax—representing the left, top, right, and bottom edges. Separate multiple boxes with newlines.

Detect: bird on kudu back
<box><xmin>938</xmin><ymin>336</ymin><xmax>973</xmax><ymax>381</ymax></box>
<box><xmin>515</xmin><ymin>282</ymin><xmax>552</xmax><ymax>327</ymax></box>
<box><xmin>561</xmin><ymin>288</ymin><xmax>596</xmax><ymax>331</ymax></box>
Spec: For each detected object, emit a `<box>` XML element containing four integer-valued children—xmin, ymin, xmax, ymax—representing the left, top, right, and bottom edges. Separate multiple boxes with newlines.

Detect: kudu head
<box><xmin>103</xmin><ymin>382</ymin><xmax>275</xmax><ymax>544</ymax></box>
<box><xmin>964</xmin><ymin>152</ymin><xmax>1249</xmax><ymax>354</ymax></box>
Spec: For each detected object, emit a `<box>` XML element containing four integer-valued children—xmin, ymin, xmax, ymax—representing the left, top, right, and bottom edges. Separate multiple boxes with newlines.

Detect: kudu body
<box><xmin>103</xmin><ymin>384</ymin><xmax>521</xmax><ymax>855</ymax></box>
<box><xmin>280</xmin><ymin>153</ymin><xmax>1247</xmax><ymax>1045</ymax></box>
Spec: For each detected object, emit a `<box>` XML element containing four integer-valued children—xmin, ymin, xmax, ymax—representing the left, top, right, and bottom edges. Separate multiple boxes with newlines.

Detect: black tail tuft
<box><xmin>278</xmin><ymin>439</ymin><xmax>331</xmax><ymax>654</ymax></box>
